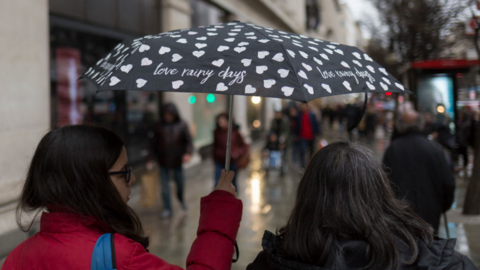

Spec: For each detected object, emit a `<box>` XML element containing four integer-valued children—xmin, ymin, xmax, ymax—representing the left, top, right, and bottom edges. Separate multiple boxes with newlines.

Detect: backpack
<box><xmin>91</xmin><ymin>233</ymin><xmax>116</xmax><ymax>270</ymax></box>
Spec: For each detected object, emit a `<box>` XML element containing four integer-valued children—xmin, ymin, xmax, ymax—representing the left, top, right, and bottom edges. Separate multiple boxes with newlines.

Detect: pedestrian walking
<box><xmin>456</xmin><ymin>109</ymin><xmax>472</xmax><ymax>170</ymax></box>
<box><xmin>247</xmin><ymin>141</ymin><xmax>476</xmax><ymax>270</ymax></box>
<box><xmin>288</xmin><ymin>106</ymin><xmax>301</xmax><ymax>169</ymax></box>
<box><xmin>383</xmin><ymin>111</ymin><xmax>455</xmax><ymax>232</ymax></box>
<box><xmin>213</xmin><ymin>113</ymin><xmax>248</xmax><ymax>189</ymax></box>
<box><xmin>297</xmin><ymin>103</ymin><xmax>320</xmax><ymax>169</ymax></box>
<box><xmin>153</xmin><ymin>103</ymin><xmax>193</xmax><ymax>218</ymax></box>
<box><xmin>1</xmin><ymin>125</ymin><xmax>241</xmax><ymax>270</ymax></box>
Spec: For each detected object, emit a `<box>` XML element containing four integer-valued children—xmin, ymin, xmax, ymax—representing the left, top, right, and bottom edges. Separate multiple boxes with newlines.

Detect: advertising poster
<box><xmin>417</xmin><ymin>74</ymin><xmax>455</xmax><ymax>127</ymax></box>
<box><xmin>56</xmin><ymin>47</ymin><xmax>82</xmax><ymax>127</ymax></box>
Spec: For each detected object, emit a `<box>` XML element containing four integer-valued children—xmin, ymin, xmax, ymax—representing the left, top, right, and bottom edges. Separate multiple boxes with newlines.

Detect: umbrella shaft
<box><xmin>225</xmin><ymin>95</ymin><xmax>235</xmax><ymax>172</ymax></box>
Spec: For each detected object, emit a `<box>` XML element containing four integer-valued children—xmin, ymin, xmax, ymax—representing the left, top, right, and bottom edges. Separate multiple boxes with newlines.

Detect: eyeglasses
<box><xmin>108</xmin><ymin>166</ymin><xmax>132</xmax><ymax>184</ymax></box>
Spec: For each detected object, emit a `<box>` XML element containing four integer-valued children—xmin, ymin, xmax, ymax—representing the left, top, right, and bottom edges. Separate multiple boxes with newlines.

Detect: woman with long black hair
<box><xmin>2</xmin><ymin>125</ymin><xmax>241</xmax><ymax>270</ymax></box>
<box><xmin>247</xmin><ymin>141</ymin><xmax>476</xmax><ymax>270</ymax></box>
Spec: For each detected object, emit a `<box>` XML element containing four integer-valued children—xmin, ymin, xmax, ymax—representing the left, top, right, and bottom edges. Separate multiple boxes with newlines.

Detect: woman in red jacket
<box><xmin>213</xmin><ymin>113</ymin><xmax>247</xmax><ymax>190</ymax></box>
<box><xmin>2</xmin><ymin>125</ymin><xmax>242</xmax><ymax>270</ymax></box>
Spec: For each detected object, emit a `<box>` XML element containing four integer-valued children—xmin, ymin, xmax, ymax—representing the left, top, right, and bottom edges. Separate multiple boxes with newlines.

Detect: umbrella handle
<box><xmin>347</xmin><ymin>92</ymin><xmax>368</xmax><ymax>132</ymax></box>
<box><xmin>225</xmin><ymin>95</ymin><xmax>235</xmax><ymax>172</ymax></box>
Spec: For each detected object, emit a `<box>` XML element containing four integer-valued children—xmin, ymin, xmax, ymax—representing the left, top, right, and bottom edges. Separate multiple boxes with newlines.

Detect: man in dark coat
<box><xmin>153</xmin><ymin>103</ymin><xmax>193</xmax><ymax>218</ymax></box>
<box><xmin>383</xmin><ymin>111</ymin><xmax>455</xmax><ymax>232</ymax></box>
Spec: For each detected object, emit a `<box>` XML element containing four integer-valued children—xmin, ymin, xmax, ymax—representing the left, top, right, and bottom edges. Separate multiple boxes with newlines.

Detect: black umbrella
<box><xmin>82</xmin><ymin>21</ymin><xmax>410</xmax><ymax>170</ymax></box>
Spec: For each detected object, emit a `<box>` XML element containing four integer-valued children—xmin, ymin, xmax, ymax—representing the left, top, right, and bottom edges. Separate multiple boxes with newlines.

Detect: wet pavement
<box><xmin>128</xmin><ymin>125</ymin><xmax>480</xmax><ymax>269</ymax></box>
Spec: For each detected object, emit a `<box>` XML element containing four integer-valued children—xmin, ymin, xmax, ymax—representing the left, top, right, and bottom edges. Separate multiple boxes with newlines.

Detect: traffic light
<box><xmin>206</xmin><ymin>94</ymin><xmax>215</xmax><ymax>103</ymax></box>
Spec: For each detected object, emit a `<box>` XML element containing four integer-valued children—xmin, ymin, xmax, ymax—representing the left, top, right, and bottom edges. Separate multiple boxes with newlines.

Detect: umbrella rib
<box><xmin>248</xmin><ymin>26</ymin><xmax>310</xmax><ymax>103</ymax></box>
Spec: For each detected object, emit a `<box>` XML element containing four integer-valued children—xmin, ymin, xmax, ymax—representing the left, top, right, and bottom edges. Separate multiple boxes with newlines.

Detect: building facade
<box><xmin>0</xmin><ymin>0</ymin><xmax>309</xmax><ymax>260</ymax></box>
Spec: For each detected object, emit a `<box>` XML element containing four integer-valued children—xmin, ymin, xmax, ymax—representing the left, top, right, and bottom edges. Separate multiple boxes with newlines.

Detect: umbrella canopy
<box><xmin>82</xmin><ymin>21</ymin><xmax>410</xmax><ymax>101</ymax></box>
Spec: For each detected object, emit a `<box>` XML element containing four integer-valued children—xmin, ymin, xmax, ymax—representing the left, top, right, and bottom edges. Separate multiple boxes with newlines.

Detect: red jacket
<box><xmin>2</xmin><ymin>191</ymin><xmax>242</xmax><ymax>270</ymax></box>
<box><xmin>213</xmin><ymin>128</ymin><xmax>247</xmax><ymax>163</ymax></box>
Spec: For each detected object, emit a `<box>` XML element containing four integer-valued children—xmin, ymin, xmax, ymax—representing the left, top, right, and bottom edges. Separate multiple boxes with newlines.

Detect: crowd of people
<box><xmin>2</xmin><ymin>101</ymin><xmax>479</xmax><ymax>270</ymax></box>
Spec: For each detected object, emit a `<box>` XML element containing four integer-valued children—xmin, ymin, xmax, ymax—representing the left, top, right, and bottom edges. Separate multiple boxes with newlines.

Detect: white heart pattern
<box><xmin>192</xmin><ymin>51</ymin><xmax>205</xmax><ymax>58</ymax></box>
<box><xmin>109</xmin><ymin>76</ymin><xmax>120</xmax><ymax>86</ymax></box>
<box><xmin>293</xmin><ymin>43</ymin><xmax>303</xmax><ymax>47</ymax></box>
<box><xmin>256</xmin><ymin>65</ymin><xmax>268</xmax><ymax>74</ymax></box>
<box><xmin>341</xmin><ymin>61</ymin><xmax>350</xmax><ymax>68</ymax></box>
<box><xmin>264</xmin><ymin>79</ymin><xmax>276</xmax><ymax>88</ymax></box>
<box><xmin>172</xmin><ymin>80</ymin><xmax>184</xmax><ymax>89</ymax></box>
<box><xmin>366</xmin><ymin>66</ymin><xmax>375</xmax><ymax>73</ymax></box>
<box><xmin>272</xmin><ymin>53</ymin><xmax>284</xmax><ymax>62</ymax></box>
<box><xmin>302</xmin><ymin>63</ymin><xmax>313</xmax><ymax>71</ymax></box>
<box><xmin>172</xmin><ymin>54</ymin><xmax>182</xmax><ymax>62</ymax></box>
<box><xmin>225</xmin><ymin>38</ymin><xmax>235</xmax><ymax>42</ymax></box>
<box><xmin>382</xmin><ymin>77</ymin><xmax>391</xmax><ymax>85</ymax></box>
<box><xmin>313</xmin><ymin>57</ymin><xmax>323</xmax><ymax>65</ymax></box>
<box><xmin>136</xmin><ymin>79</ymin><xmax>147</xmax><ymax>88</ymax></box>
<box><xmin>231</xmin><ymin>29</ymin><xmax>241</xmax><ymax>32</ymax></box>
<box><xmin>380</xmin><ymin>82</ymin><xmax>389</xmax><ymax>91</ymax></box>
<box><xmin>195</xmin><ymin>43</ymin><xmax>207</xmax><ymax>49</ymax></box>
<box><xmin>282</xmin><ymin>86</ymin><xmax>294</xmax><ymax>96</ymax></box>
<box><xmin>258</xmin><ymin>51</ymin><xmax>269</xmax><ymax>59</ymax></box>
<box><xmin>379</xmin><ymin>68</ymin><xmax>388</xmax><ymax>76</ymax></box>
<box><xmin>367</xmin><ymin>81</ymin><xmax>376</xmax><ymax>90</ymax></box>
<box><xmin>120</xmin><ymin>64</ymin><xmax>132</xmax><ymax>73</ymax></box>
<box><xmin>188</xmin><ymin>31</ymin><xmax>197</xmax><ymax>35</ymax></box>
<box><xmin>141</xmin><ymin>57</ymin><xmax>153</xmax><ymax>66</ymax></box>
<box><xmin>238</xmin><ymin>42</ymin><xmax>249</xmax><ymax>46</ymax></box>
<box><xmin>207</xmin><ymin>33</ymin><xmax>218</xmax><ymax>36</ymax></box>
<box><xmin>309</xmin><ymin>41</ymin><xmax>319</xmax><ymax>45</ymax></box>
<box><xmin>343</xmin><ymin>81</ymin><xmax>352</xmax><ymax>91</ymax></box>
<box><xmin>218</xmin><ymin>46</ymin><xmax>229</xmax><ymax>52</ymax></box>
<box><xmin>139</xmin><ymin>44</ymin><xmax>150</xmax><ymax>52</ymax></box>
<box><xmin>197</xmin><ymin>36</ymin><xmax>207</xmax><ymax>40</ymax></box>
<box><xmin>245</xmin><ymin>84</ymin><xmax>257</xmax><ymax>94</ymax></box>
<box><xmin>245</xmin><ymin>32</ymin><xmax>255</xmax><ymax>35</ymax></box>
<box><xmin>321</xmin><ymin>84</ymin><xmax>332</xmax><ymax>93</ymax></box>
<box><xmin>324</xmin><ymin>49</ymin><xmax>334</xmax><ymax>54</ymax></box>
<box><xmin>287</xmin><ymin>50</ymin><xmax>296</xmax><ymax>58</ymax></box>
<box><xmin>299</xmin><ymin>51</ymin><xmax>309</xmax><ymax>58</ymax></box>
<box><xmin>159</xmin><ymin>46</ymin><xmax>171</xmax><ymax>54</ymax></box>
<box><xmin>212</xmin><ymin>59</ymin><xmax>224</xmax><ymax>67</ymax></box>
<box><xmin>241</xmin><ymin>58</ymin><xmax>252</xmax><ymax>66</ymax></box>
<box><xmin>308</xmin><ymin>46</ymin><xmax>319</xmax><ymax>52</ymax></box>
<box><xmin>234</xmin><ymin>47</ymin><xmax>246</xmax><ymax>53</ymax></box>
<box><xmin>334</xmin><ymin>49</ymin><xmax>344</xmax><ymax>55</ymax></box>
<box><xmin>278</xmin><ymin>69</ymin><xmax>289</xmax><ymax>78</ymax></box>
<box><xmin>364</xmin><ymin>54</ymin><xmax>373</xmax><ymax>62</ymax></box>
<box><xmin>228</xmin><ymin>33</ymin><xmax>238</xmax><ymax>36</ymax></box>
<box><xmin>298</xmin><ymin>70</ymin><xmax>308</xmax><ymax>79</ymax></box>
<box><xmin>304</xmin><ymin>84</ymin><xmax>314</xmax><ymax>94</ymax></box>
<box><xmin>352</xmin><ymin>52</ymin><xmax>362</xmax><ymax>59</ymax></box>
<box><xmin>395</xmin><ymin>82</ymin><xmax>405</xmax><ymax>90</ymax></box>
<box><xmin>177</xmin><ymin>38</ymin><xmax>187</xmax><ymax>44</ymax></box>
<box><xmin>320</xmin><ymin>53</ymin><xmax>329</xmax><ymax>60</ymax></box>
<box><xmin>258</xmin><ymin>39</ymin><xmax>270</xmax><ymax>43</ymax></box>
<box><xmin>352</xmin><ymin>60</ymin><xmax>362</xmax><ymax>67</ymax></box>
<box><xmin>246</xmin><ymin>36</ymin><xmax>257</xmax><ymax>40</ymax></box>
<box><xmin>216</xmin><ymin>82</ymin><xmax>228</xmax><ymax>91</ymax></box>
<box><xmin>326</xmin><ymin>45</ymin><xmax>336</xmax><ymax>49</ymax></box>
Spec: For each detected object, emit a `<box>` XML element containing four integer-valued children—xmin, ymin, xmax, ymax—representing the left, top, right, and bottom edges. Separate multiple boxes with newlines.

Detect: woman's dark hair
<box><xmin>277</xmin><ymin>141</ymin><xmax>433</xmax><ymax>270</ymax></box>
<box><xmin>17</xmin><ymin>125</ymin><xmax>149</xmax><ymax>249</ymax></box>
<box><xmin>215</xmin><ymin>112</ymin><xmax>239</xmax><ymax>130</ymax></box>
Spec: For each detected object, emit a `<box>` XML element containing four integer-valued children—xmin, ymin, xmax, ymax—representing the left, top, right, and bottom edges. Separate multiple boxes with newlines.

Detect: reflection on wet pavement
<box><xmin>129</xmin><ymin>127</ymin><xmax>480</xmax><ymax>269</ymax></box>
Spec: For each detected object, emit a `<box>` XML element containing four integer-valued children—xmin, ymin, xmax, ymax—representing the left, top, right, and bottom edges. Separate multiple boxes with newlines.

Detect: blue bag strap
<box><xmin>91</xmin><ymin>233</ymin><xmax>117</xmax><ymax>270</ymax></box>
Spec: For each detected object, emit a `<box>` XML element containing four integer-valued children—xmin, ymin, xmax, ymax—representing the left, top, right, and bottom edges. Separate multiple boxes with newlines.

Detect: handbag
<box><xmin>91</xmin><ymin>233</ymin><xmax>117</xmax><ymax>270</ymax></box>
<box><xmin>236</xmin><ymin>144</ymin><xmax>250</xmax><ymax>170</ymax></box>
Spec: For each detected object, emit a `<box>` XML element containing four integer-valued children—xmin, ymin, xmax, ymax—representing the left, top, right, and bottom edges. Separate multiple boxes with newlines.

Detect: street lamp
<box><xmin>251</xmin><ymin>96</ymin><xmax>261</xmax><ymax>104</ymax></box>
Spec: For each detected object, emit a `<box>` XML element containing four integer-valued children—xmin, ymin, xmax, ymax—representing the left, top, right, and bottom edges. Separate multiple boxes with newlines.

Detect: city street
<box><xmin>127</xmin><ymin>127</ymin><xmax>480</xmax><ymax>269</ymax></box>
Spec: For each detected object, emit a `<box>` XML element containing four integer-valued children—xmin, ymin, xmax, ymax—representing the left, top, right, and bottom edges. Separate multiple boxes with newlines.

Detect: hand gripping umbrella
<box><xmin>82</xmin><ymin>21</ymin><xmax>410</xmax><ymax>172</ymax></box>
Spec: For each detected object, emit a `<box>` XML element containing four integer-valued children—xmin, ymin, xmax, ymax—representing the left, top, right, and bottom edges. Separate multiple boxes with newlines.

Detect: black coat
<box><xmin>247</xmin><ymin>231</ymin><xmax>477</xmax><ymax>270</ymax></box>
<box><xmin>383</xmin><ymin>131</ymin><xmax>455</xmax><ymax>231</ymax></box>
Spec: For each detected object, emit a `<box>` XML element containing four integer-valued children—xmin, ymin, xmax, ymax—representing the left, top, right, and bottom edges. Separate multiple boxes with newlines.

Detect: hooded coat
<box><xmin>247</xmin><ymin>231</ymin><xmax>477</xmax><ymax>270</ymax></box>
<box><xmin>2</xmin><ymin>191</ymin><xmax>242</xmax><ymax>270</ymax></box>
<box><xmin>153</xmin><ymin>103</ymin><xmax>193</xmax><ymax>168</ymax></box>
